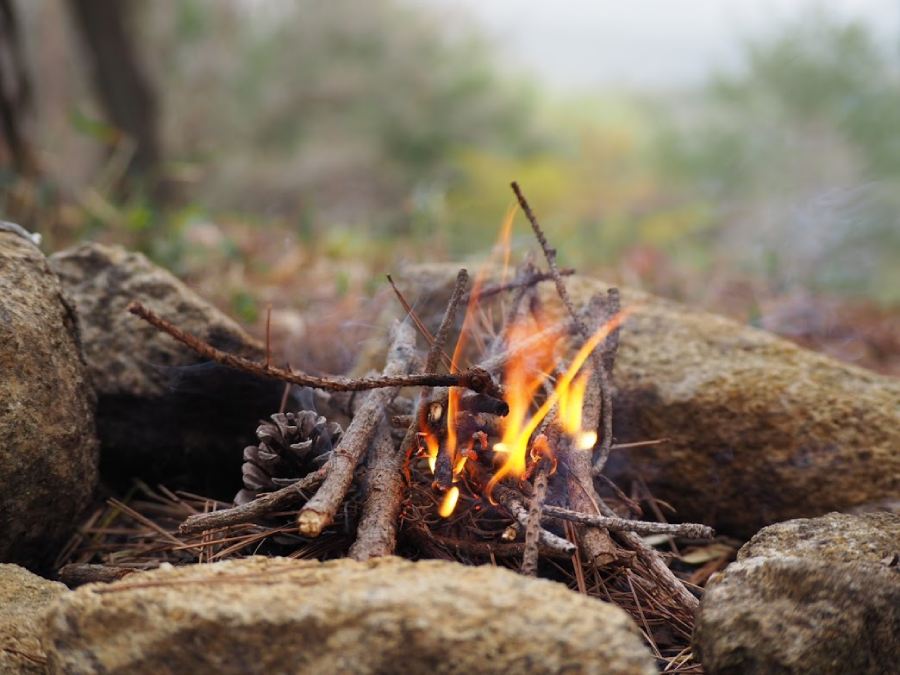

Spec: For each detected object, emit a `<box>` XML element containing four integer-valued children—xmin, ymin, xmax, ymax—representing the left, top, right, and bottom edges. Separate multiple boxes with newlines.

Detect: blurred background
<box><xmin>2</xmin><ymin>0</ymin><xmax>898</xmax><ymax>374</ymax></box>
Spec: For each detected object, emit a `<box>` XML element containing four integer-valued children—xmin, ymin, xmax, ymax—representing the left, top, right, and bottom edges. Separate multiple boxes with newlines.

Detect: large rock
<box><xmin>1</xmin><ymin>562</ymin><xmax>69</xmax><ymax>674</ymax></box>
<box><xmin>0</xmin><ymin>229</ymin><xmax>98</xmax><ymax>570</ymax></box>
<box><xmin>694</xmin><ymin>512</ymin><xmax>900</xmax><ymax>674</ymax></box>
<box><xmin>48</xmin><ymin>244</ymin><xmax>284</xmax><ymax>493</ymax></box>
<box><xmin>45</xmin><ymin>556</ymin><xmax>656</xmax><ymax>674</ymax></box>
<box><xmin>389</xmin><ymin>264</ymin><xmax>900</xmax><ymax>537</ymax></box>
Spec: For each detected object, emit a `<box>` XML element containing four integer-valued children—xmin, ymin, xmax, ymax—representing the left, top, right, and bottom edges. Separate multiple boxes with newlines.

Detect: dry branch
<box><xmin>493</xmin><ymin>485</ymin><xmax>576</xmax><ymax>557</ymax></box>
<box><xmin>461</xmin><ymin>267</ymin><xmax>575</xmax><ymax>304</ymax></box>
<box><xmin>541</xmin><ymin>506</ymin><xmax>714</xmax><ymax>539</ymax></box>
<box><xmin>521</xmin><ymin>454</ymin><xmax>550</xmax><ymax>576</ymax></box>
<box><xmin>58</xmin><ymin>563</ymin><xmax>139</xmax><ymax>587</ymax></box>
<box><xmin>298</xmin><ymin>320</ymin><xmax>418</xmax><ymax>537</ymax></box>
<box><xmin>510</xmin><ymin>182</ymin><xmax>618</xmax><ymax>472</ymax></box>
<box><xmin>179</xmin><ymin>467</ymin><xmax>327</xmax><ymax>535</ymax></box>
<box><xmin>127</xmin><ymin>301</ymin><xmax>502</xmax><ymax>398</ymax></box>
<box><xmin>348</xmin><ymin>421</ymin><xmax>405</xmax><ymax>560</ymax></box>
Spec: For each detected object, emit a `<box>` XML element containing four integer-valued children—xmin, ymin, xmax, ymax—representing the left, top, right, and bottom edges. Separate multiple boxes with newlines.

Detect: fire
<box><xmin>417</xmin><ymin>200</ymin><xmax>632</xmax><ymax>520</ymax></box>
<box><xmin>486</xmin><ymin>309</ymin><xmax>632</xmax><ymax>497</ymax></box>
<box><xmin>438</xmin><ymin>486</ymin><xmax>460</xmax><ymax>518</ymax></box>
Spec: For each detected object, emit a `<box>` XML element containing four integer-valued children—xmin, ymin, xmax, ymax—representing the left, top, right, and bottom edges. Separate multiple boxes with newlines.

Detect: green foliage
<box><xmin>657</xmin><ymin>11</ymin><xmax>900</xmax><ymax>302</ymax></box>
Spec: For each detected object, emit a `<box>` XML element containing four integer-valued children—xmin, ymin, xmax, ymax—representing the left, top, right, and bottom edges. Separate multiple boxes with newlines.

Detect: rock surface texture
<box><xmin>0</xmin><ymin>232</ymin><xmax>98</xmax><ymax>570</ymax></box>
<box><xmin>49</xmin><ymin>243</ymin><xmax>283</xmax><ymax>491</ymax></box>
<box><xmin>694</xmin><ymin>512</ymin><xmax>900</xmax><ymax>674</ymax></box>
<box><xmin>45</xmin><ymin>556</ymin><xmax>656</xmax><ymax>674</ymax></box>
<box><xmin>0</xmin><ymin>563</ymin><xmax>68</xmax><ymax>674</ymax></box>
<box><xmin>390</xmin><ymin>264</ymin><xmax>900</xmax><ymax>536</ymax></box>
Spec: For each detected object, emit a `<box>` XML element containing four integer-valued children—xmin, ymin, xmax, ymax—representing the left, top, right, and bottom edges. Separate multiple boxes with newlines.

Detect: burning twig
<box><xmin>298</xmin><ymin>320</ymin><xmax>418</xmax><ymax>537</ymax></box>
<box><xmin>541</xmin><ymin>506</ymin><xmax>714</xmax><ymax>539</ymax></box>
<box><xmin>510</xmin><ymin>182</ymin><xmax>618</xmax><ymax>472</ymax></box>
<box><xmin>179</xmin><ymin>466</ymin><xmax>328</xmax><ymax>535</ymax></box>
<box><xmin>127</xmin><ymin>301</ymin><xmax>502</xmax><ymax>398</ymax></box>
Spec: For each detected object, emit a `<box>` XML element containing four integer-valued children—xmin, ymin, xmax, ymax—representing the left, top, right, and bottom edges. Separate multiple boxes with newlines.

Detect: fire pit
<box><xmin>58</xmin><ymin>183</ymin><xmax>719</xmax><ymax>672</ymax></box>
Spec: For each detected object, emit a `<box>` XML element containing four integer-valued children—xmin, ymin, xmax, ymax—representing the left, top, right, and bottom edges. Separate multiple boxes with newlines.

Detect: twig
<box><xmin>602</xmin><ymin>500</ymin><xmax>700</xmax><ymax>611</ymax></box>
<box><xmin>460</xmin><ymin>267</ymin><xmax>575</xmax><ymax>304</ymax></box>
<box><xmin>541</xmin><ymin>506</ymin><xmax>715</xmax><ymax>539</ymax></box>
<box><xmin>510</xmin><ymin>181</ymin><xmax>617</xmax><ymax>471</ymax></box>
<box><xmin>127</xmin><ymin>301</ymin><xmax>501</xmax><ymax>397</ymax></box>
<box><xmin>58</xmin><ymin>563</ymin><xmax>140</xmax><ymax>587</ymax></box>
<box><xmin>179</xmin><ymin>467</ymin><xmax>327</xmax><ymax>534</ymax></box>
<box><xmin>352</xmin><ymin>270</ymin><xmax>470</xmax><ymax>559</ymax></box>
<box><xmin>592</xmin><ymin>287</ymin><xmax>622</xmax><ymax>475</ymax></box>
<box><xmin>298</xmin><ymin>320</ymin><xmax>418</xmax><ymax>537</ymax></box>
<box><xmin>521</xmin><ymin>449</ymin><xmax>551</xmax><ymax>576</ymax></box>
<box><xmin>493</xmin><ymin>485</ymin><xmax>576</xmax><ymax>557</ymax></box>
<box><xmin>348</xmin><ymin>422</ymin><xmax>404</xmax><ymax>560</ymax></box>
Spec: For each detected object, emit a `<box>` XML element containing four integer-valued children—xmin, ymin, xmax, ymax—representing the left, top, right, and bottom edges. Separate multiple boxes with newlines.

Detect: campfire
<box><xmin>58</xmin><ymin>183</ymin><xmax>718</xmax><ymax>672</ymax></box>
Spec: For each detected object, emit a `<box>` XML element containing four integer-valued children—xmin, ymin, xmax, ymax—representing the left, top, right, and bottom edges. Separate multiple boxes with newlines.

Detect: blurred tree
<box><xmin>0</xmin><ymin>0</ymin><xmax>37</xmax><ymax>176</ymax></box>
<box><xmin>657</xmin><ymin>11</ymin><xmax>900</xmax><ymax>302</ymax></box>
<box><xmin>66</xmin><ymin>0</ymin><xmax>161</xmax><ymax>196</ymax></box>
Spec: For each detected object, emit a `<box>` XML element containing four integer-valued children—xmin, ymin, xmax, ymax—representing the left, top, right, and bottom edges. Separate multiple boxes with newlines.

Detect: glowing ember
<box><xmin>438</xmin><ymin>486</ymin><xmax>460</xmax><ymax>518</ymax></box>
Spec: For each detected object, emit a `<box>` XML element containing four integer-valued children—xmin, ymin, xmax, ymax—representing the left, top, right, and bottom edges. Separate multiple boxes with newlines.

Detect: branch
<box><xmin>510</xmin><ymin>182</ymin><xmax>618</xmax><ymax>471</ymax></box>
<box><xmin>493</xmin><ymin>484</ymin><xmax>576</xmax><ymax>557</ymax></box>
<box><xmin>461</xmin><ymin>267</ymin><xmax>575</xmax><ymax>304</ymax></box>
<box><xmin>351</xmin><ymin>270</ymin><xmax>470</xmax><ymax>560</ymax></box>
<box><xmin>521</xmin><ymin>451</ymin><xmax>551</xmax><ymax>576</ymax></box>
<box><xmin>127</xmin><ymin>301</ymin><xmax>502</xmax><ymax>397</ymax></box>
<box><xmin>179</xmin><ymin>466</ymin><xmax>327</xmax><ymax>535</ymax></box>
<box><xmin>298</xmin><ymin>320</ymin><xmax>418</xmax><ymax>537</ymax></box>
<box><xmin>541</xmin><ymin>506</ymin><xmax>715</xmax><ymax>539</ymax></box>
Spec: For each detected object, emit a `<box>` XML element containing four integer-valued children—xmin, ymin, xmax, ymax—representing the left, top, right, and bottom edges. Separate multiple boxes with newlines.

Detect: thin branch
<box><xmin>461</xmin><ymin>267</ymin><xmax>575</xmax><ymax>304</ymax></box>
<box><xmin>521</xmin><ymin>452</ymin><xmax>551</xmax><ymax>576</ymax></box>
<box><xmin>493</xmin><ymin>484</ymin><xmax>576</xmax><ymax>557</ymax></box>
<box><xmin>510</xmin><ymin>181</ymin><xmax>617</xmax><ymax>472</ymax></box>
<box><xmin>127</xmin><ymin>301</ymin><xmax>501</xmax><ymax>397</ymax></box>
<box><xmin>298</xmin><ymin>320</ymin><xmax>418</xmax><ymax>537</ymax></box>
<box><xmin>426</xmin><ymin>268</ymin><xmax>468</xmax><ymax>372</ymax></box>
<box><xmin>179</xmin><ymin>466</ymin><xmax>327</xmax><ymax>535</ymax></box>
<box><xmin>541</xmin><ymin>506</ymin><xmax>715</xmax><ymax>539</ymax></box>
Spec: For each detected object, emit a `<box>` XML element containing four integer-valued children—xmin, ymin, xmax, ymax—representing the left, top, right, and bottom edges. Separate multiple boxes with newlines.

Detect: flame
<box><xmin>486</xmin><ymin>309</ymin><xmax>632</xmax><ymax>497</ymax></box>
<box><xmin>497</xmin><ymin>202</ymin><xmax>517</xmax><ymax>285</ymax></box>
<box><xmin>420</xmin><ymin>432</ymin><xmax>439</xmax><ymax>474</ymax></box>
<box><xmin>438</xmin><ymin>486</ymin><xmax>460</xmax><ymax>518</ymax></box>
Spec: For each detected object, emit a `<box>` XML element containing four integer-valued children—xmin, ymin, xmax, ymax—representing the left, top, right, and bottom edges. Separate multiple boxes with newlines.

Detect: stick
<box><xmin>460</xmin><ymin>267</ymin><xmax>575</xmax><ymax>304</ymax></box>
<box><xmin>592</xmin><ymin>287</ymin><xmax>622</xmax><ymax>475</ymax></box>
<box><xmin>541</xmin><ymin>506</ymin><xmax>715</xmax><ymax>539</ymax></box>
<box><xmin>352</xmin><ymin>270</ymin><xmax>471</xmax><ymax>559</ymax></box>
<box><xmin>348</xmin><ymin>422</ymin><xmax>404</xmax><ymax>560</ymax></box>
<box><xmin>128</xmin><ymin>301</ymin><xmax>501</xmax><ymax>398</ymax></box>
<box><xmin>297</xmin><ymin>320</ymin><xmax>418</xmax><ymax>536</ymax></box>
<box><xmin>493</xmin><ymin>485</ymin><xmax>576</xmax><ymax>557</ymax></box>
<box><xmin>601</xmin><ymin>501</ymin><xmax>700</xmax><ymax>611</ymax></box>
<box><xmin>58</xmin><ymin>563</ymin><xmax>140</xmax><ymax>587</ymax></box>
<box><xmin>179</xmin><ymin>467</ymin><xmax>327</xmax><ymax>534</ymax></box>
<box><xmin>521</xmin><ymin>454</ymin><xmax>551</xmax><ymax>576</ymax></box>
<box><xmin>510</xmin><ymin>182</ymin><xmax>617</xmax><ymax>471</ymax></box>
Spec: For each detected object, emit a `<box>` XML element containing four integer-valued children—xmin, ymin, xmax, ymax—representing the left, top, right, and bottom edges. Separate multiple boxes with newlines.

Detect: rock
<box><xmin>45</xmin><ymin>556</ymin><xmax>656</xmax><ymax>674</ymax></box>
<box><xmin>694</xmin><ymin>512</ymin><xmax>900</xmax><ymax>674</ymax></box>
<box><xmin>48</xmin><ymin>244</ymin><xmax>284</xmax><ymax>493</ymax></box>
<box><xmin>738</xmin><ymin>511</ymin><xmax>900</xmax><ymax>564</ymax></box>
<box><xmin>388</xmin><ymin>264</ymin><xmax>900</xmax><ymax>537</ymax></box>
<box><xmin>0</xmin><ymin>563</ymin><xmax>69</xmax><ymax>674</ymax></box>
<box><xmin>0</xmin><ymin>232</ymin><xmax>98</xmax><ymax>571</ymax></box>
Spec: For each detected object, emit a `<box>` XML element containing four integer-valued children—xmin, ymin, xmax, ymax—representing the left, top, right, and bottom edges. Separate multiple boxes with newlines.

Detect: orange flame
<box><xmin>438</xmin><ymin>486</ymin><xmax>460</xmax><ymax>518</ymax></box>
<box><xmin>487</xmin><ymin>309</ymin><xmax>632</xmax><ymax>497</ymax></box>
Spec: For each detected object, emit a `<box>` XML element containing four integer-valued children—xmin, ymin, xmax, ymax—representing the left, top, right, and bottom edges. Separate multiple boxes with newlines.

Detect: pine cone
<box><xmin>235</xmin><ymin>410</ymin><xmax>343</xmax><ymax>505</ymax></box>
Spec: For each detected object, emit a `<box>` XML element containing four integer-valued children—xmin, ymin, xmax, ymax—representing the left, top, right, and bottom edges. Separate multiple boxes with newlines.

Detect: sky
<box><xmin>421</xmin><ymin>0</ymin><xmax>900</xmax><ymax>90</ymax></box>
